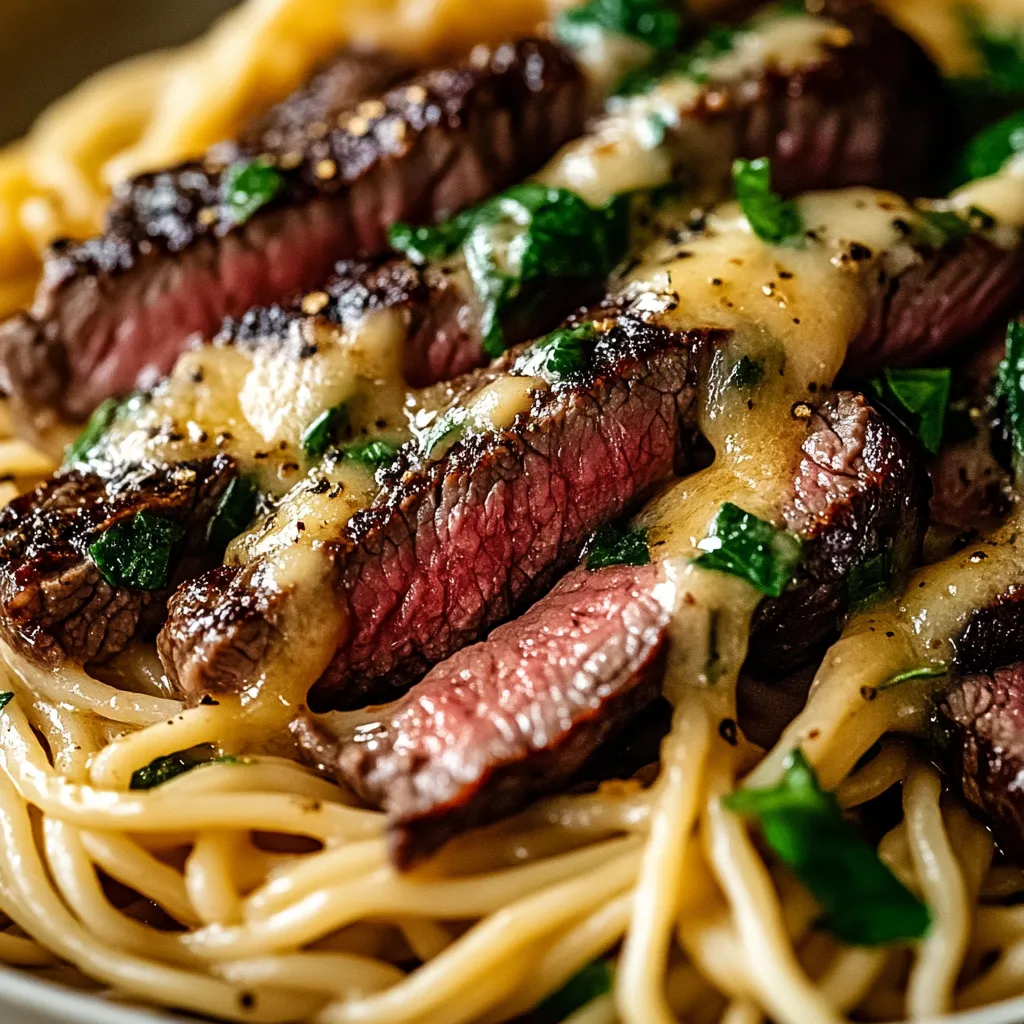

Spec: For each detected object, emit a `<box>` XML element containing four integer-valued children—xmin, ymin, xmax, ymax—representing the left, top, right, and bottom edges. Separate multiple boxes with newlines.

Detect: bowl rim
<box><xmin>0</xmin><ymin>963</ymin><xmax>1022</xmax><ymax>1024</ymax></box>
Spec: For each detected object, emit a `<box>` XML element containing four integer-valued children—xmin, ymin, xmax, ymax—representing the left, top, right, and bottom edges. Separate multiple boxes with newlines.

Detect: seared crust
<box><xmin>159</xmin><ymin>316</ymin><xmax>717</xmax><ymax>705</ymax></box>
<box><xmin>295</xmin><ymin>390</ymin><xmax>926</xmax><ymax>865</ymax></box>
<box><xmin>0</xmin><ymin>39</ymin><xmax>586</xmax><ymax>425</ymax></box>
<box><xmin>726</xmin><ymin>0</ymin><xmax>945</xmax><ymax>197</ymax></box>
<box><xmin>942</xmin><ymin>663</ymin><xmax>1024</xmax><ymax>861</ymax></box>
<box><xmin>0</xmin><ymin>456</ymin><xmax>236</xmax><ymax>664</ymax></box>
<box><xmin>851</xmin><ymin>235</ymin><xmax>1024</xmax><ymax>372</ymax></box>
<box><xmin>746</xmin><ymin>391</ymin><xmax>927</xmax><ymax>678</ymax></box>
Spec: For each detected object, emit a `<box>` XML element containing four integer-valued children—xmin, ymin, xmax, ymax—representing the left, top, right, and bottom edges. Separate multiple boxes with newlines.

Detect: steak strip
<box><xmin>0</xmin><ymin>39</ymin><xmax>586</xmax><ymax>427</ymax></box>
<box><xmin>159</xmin><ymin>314</ymin><xmax>717</xmax><ymax>707</ymax></box>
<box><xmin>294</xmin><ymin>390</ymin><xmax>925</xmax><ymax>866</ymax></box>
<box><xmin>0</xmin><ymin>456</ymin><xmax>236</xmax><ymax>664</ymax></box>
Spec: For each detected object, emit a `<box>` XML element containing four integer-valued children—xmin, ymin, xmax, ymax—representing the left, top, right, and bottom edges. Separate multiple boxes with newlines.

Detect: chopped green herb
<box><xmin>515</xmin><ymin>323</ymin><xmax>596</xmax><ymax>381</ymax></box>
<box><xmin>614</xmin><ymin>23</ymin><xmax>735</xmax><ymax>96</ymax></box>
<box><xmin>694</xmin><ymin>502</ymin><xmax>801</xmax><ymax>598</ymax></box>
<box><xmin>390</xmin><ymin>185</ymin><xmax>628</xmax><ymax>356</ymax></box>
<box><xmin>999</xmin><ymin>319</ymin><xmax>1024</xmax><ymax>459</ymax></box>
<box><xmin>871</xmin><ymin>368</ymin><xmax>951</xmax><ymax>455</ymax></box>
<box><xmin>64</xmin><ymin>398</ymin><xmax>121</xmax><ymax>465</ymax></box>
<box><xmin>206</xmin><ymin>476</ymin><xmax>258</xmax><ymax>553</ymax></box>
<box><xmin>847</xmin><ymin>550</ymin><xmax>892</xmax><ymax>610</ymax></box>
<box><xmin>535</xmin><ymin>960</ymin><xmax>614</xmax><ymax>1023</ymax></box>
<box><xmin>0</xmin><ymin>693</ymin><xmax>14</xmax><ymax>712</ymax></box>
<box><xmin>728</xmin><ymin>355</ymin><xmax>764</xmax><ymax>389</ymax></box>
<box><xmin>879</xmin><ymin>662</ymin><xmax>948</xmax><ymax>691</ymax></box>
<box><xmin>954</xmin><ymin>110</ymin><xmax>1024</xmax><ymax>184</ymax></box>
<box><xmin>89</xmin><ymin>511</ymin><xmax>186</xmax><ymax>591</ymax></box>
<box><xmin>130</xmin><ymin>748</ymin><xmax>238</xmax><ymax>790</ymax></box>
<box><xmin>342</xmin><ymin>438</ymin><xmax>399</xmax><ymax>467</ymax></box>
<box><xmin>555</xmin><ymin>0</ymin><xmax>683</xmax><ymax>51</ymax></box>
<box><xmin>732</xmin><ymin>158</ymin><xmax>803</xmax><ymax>246</ymax></box>
<box><xmin>724</xmin><ymin>749</ymin><xmax>931</xmax><ymax>946</ymax></box>
<box><xmin>301</xmin><ymin>403</ymin><xmax>348</xmax><ymax>458</ymax></box>
<box><xmin>222</xmin><ymin>159</ymin><xmax>284</xmax><ymax>225</ymax></box>
<box><xmin>916</xmin><ymin>209</ymin><xmax>972</xmax><ymax>248</ymax></box>
<box><xmin>587</xmin><ymin>523</ymin><xmax>650</xmax><ymax>570</ymax></box>
<box><xmin>418</xmin><ymin>406</ymin><xmax>470</xmax><ymax>458</ymax></box>
<box><xmin>960</xmin><ymin>7</ymin><xmax>1024</xmax><ymax>96</ymax></box>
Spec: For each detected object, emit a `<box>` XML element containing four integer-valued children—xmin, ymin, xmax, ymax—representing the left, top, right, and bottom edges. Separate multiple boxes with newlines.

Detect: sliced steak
<box><xmin>0</xmin><ymin>456</ymin><xmax>236</xmax><ymax>664</ymax></box>
<box><xmin>928</xmin><ymin>325</ymin><xmax>1012</xmax><ymax>545</ymax></box>
<box><xmin>722</xmin><ymin>0</ymin><xmax>944</xmax><ymax>198</ymax></box>
<box><xmin>294</xmin><ymin>390</ymin><xmax>925</xmax><ymax>865</ymax></box>
<box><xmin>746</xmin><ymin>391</ymin><xmax>926</xmax><ymax>679</ymax></box>
<box><xmin>159</xmin><ymin>315</ymin><xmax>716</xmax><ymax>706</ymax></box>
<box><xmin>0</xmin><ymin>39</ymin><xmax>586</xmax><ymax>428</ymax></box>
<box><xmin>849</xmin><ymin>235</ymin><xmax>1024</xmax><ymax>373</ymax></box>
<box><xmin>942</xmin><ymin>662</ymin><xmax>1024</xmax><ymax>860</ymax></box>
<box><xmin>294</xmin><ymin>561</ymin><xmax>671</xmax><ymax>866</ymax></box>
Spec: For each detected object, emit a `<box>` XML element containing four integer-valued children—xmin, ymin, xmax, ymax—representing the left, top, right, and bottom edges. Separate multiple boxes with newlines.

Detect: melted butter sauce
<box><xmin>99</xmin><ymin>308</ymin><xmax>418</xmax><ymax>501</ymax></box>
<box><xmin>537</xmin><ymin>13</ymin><xmax>846</xmax><ymax>206</ymax></box>
<box><xmin>634</xmin><ymin>188</ymin><xmax>923</xmax><ymax>557</ymax></box>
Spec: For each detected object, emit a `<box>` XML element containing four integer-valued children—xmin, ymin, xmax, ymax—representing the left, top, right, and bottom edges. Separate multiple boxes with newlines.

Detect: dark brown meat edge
<box><xmin>0</xmin><ymin>0</ymin><xmax>946</xmax><ymax>433</ymax></box>
<box><xmin>0</xmin><ymin>39</ymin><xmax>586</xmax><ymax>429</ymax></box>
<box><xmin>0</xmin><ymin>456</ymin><xmax>236</xmax><ymax>665</ymax></box>
<box><xmin>158</xmin><ymin>314</ymin><xmax>718</xmax><ymax>707</ymax></box>
<box><xmin>294</xmin><ymin>390</ymin><xmax>926</xmax><ymax>867</ymax></box>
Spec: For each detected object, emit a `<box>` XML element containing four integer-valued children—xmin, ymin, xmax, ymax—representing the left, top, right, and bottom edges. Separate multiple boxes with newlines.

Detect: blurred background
<box><xmin>0</xmin><ymin>0</ymin><xmax>236</xmax><ymax>143</ymax></box>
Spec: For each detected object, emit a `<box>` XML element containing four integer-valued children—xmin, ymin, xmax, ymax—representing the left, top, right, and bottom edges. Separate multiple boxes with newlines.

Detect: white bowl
<box><xmin>0</xmin><ymin>965</ymin><xmax>1022</xmax><ymax>1024</ymax></box>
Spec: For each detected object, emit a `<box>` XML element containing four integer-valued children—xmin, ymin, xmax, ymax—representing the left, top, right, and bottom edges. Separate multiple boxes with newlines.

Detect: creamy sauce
<box><xmin>631</xmin><ymin>188</ymin><xmax>925</xmax><ymax>559</ymax></box>
<box><xmin>97</xmin><ymin>309</ymin><xmax>416</xmax><ymax>501</ymax></box>
<box><xmin>538</xmin><ymin>13</ymin><xmax>847</xmax><ymax>206</ymax></box>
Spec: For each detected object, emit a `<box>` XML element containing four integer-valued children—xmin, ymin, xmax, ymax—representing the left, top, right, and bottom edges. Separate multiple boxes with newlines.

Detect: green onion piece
<box><xmin>301</xmin><ymin>403</ymin><xmax>348</xmax><ymax>458</ymax></box>
<box><xmin>879</xmin><ymin>663</ymin><xmax>948</xmax><ymax>691</ymax></box>
<box><xmin>955</xmin><ymin>111</ymin><xmax>1024</xmax><ymax>184</ymax></box>
<box><xmin>222</xmin><ymin>159</ymin><xmax>284</xmax><ymax>226</ymax></box>
<box><xmin>535</xmin><ymin>960</ymin><xmax>614</xmax><ymax>1023</ymax></box>
<box><xmin>732</xmin><ymin>158</ymin><xmax>803</xmax><ymax>246</ymax></box>
<box><xmin>871</xmin><ymin>368</ymin><xmax>951</xmax><ymax>455</ymax></box>
<box><xmin>0</xmin><ymin>693</ymin><xmax>13</xmax><ymax>712</ymax></box>
<box><xmin>130</xmin><ymin>749</ymin><xmax>238</xmax><ymax>791</ymax></box>
<box><xmin>516</xmin><ymin>323</ymin><xmax>596</xmax><ymax>381</ymax></box>
<box><xmin>847</xmin><ymin>550</ymin><xmax>891</xmax><ymax>610</ymax></box>
<box><xmin>89</xmin><ymin>511</ymin><xmax>186</xmax><ymax>591</ymax></box>
<box><xmin>694</xmin><ymin>502</ymin><xmax>801</xmax><ymax>597</ymax></box>
<box><xmin>342</xmin><ymin>438</ymin><xmax>399</xmax><ymax>468</ymax></box>
<box><xmin>206</xmin><ymin>476</ymin><xmax>258</xmax><ymax>553</ymax></box>
<box><xmin>419</xmin><ymin>406</ymin><xmax>470</xmax><ymax>458</ymax></box>
<box><xmin>728</xmin><ymin>355</ymin><xmax>764</xmax><ymax>389</ymax></box>
<box><xmin>391</xmin><ymin>184</ymin><xmax>628</xmax><ymax>357</ymax></box>
<box><xmin>724</xmin><ymin>749</ymin><xmax>931</xmax><ymax>946</ymax></box>
<box><xmin>587</xmin><ymin>523</ymin><xmax>650</xmax><ymax>570</ymax></box>
<box><xmin>998</xmin><ymin>320</ymin><xmax>1024</xmax><ymax>462</ymax></box>
<box><xmin>555</xmin><ymin>0</ymin><xmax>682</xmax><ymax>51</ymax></box>
<box><xmin>64</xmin><ymin>398</ymin><xmax>121</xmax><ymax>465</ymax></box>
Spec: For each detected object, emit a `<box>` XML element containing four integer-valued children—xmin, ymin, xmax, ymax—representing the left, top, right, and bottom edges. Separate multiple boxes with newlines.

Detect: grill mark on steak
<box><xmin>158</xmin><ymin>314</ymin><xmax>716</xmax><ymax>706</ymax></box>
<box><xmin>0</xmin><ymin>39</ymin><xmax>586</xmax><ymax>428</ymax></box>
<box><xmin>292</xmin><ymin>390</ymin><xmax>924</xmax><ymax>865</ymax></box>
<box><xmin>0</xmin><ymin>455</ymin><xmax>236</xmax><ymax>665</ymax></box>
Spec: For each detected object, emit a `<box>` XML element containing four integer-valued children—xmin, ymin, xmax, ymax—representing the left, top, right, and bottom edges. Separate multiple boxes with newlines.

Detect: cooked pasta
<box><xmin>0</xmin><ymin>0</ymin><xmax>1023</xmax><ymax>1022</ymax></box>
